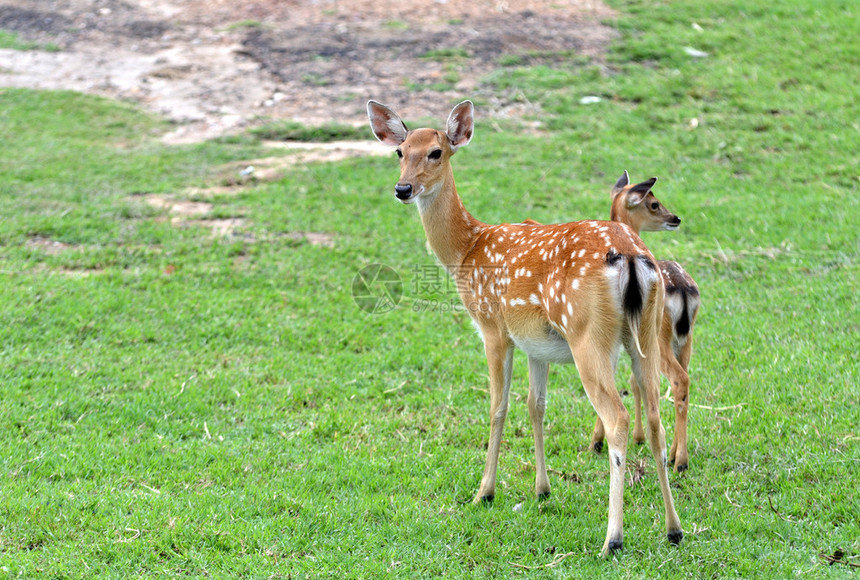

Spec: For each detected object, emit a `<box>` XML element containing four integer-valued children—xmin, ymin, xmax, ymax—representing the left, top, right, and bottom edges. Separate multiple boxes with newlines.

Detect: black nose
<box><xmin>394</xmin><ymin>183</ymin><xmax>413</xmax><ymax>200</ymax></box>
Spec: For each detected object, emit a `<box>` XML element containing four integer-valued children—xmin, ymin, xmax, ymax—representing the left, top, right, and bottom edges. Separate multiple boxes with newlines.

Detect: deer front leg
<box><xmin>527</xmin><ymin>356</ymin><xmax>551</xmax><ymax>499</ymax></box>
<box><xmin>474</xmin><ymin>336</ymin><xmax>514</xmax><ymax>503</ymax></box>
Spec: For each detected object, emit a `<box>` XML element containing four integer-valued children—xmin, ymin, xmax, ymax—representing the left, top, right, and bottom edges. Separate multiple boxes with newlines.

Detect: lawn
<box><xmin>1</xmin><ymin>0</ymin><xmax>858</xmax><ymax>576</ymax></box>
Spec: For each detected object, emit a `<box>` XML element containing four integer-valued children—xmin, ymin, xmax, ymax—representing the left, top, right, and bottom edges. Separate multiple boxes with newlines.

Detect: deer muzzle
<box><xmin>394</xmin><ymin>183</ymin><xmax>414</xmax><ymax>202</ymax></box>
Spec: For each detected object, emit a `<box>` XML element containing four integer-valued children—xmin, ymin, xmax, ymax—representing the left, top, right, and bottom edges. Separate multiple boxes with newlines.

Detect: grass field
<box><xmin>1</xmin><ymin>0</ymin><xmax>858</xmax><ymax>576</ymax></box>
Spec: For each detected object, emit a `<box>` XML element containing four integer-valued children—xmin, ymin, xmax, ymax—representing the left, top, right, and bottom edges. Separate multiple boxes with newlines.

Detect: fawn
<box><xmin>367</xmin><ymin>100</ymin><xmax>682</xmax><ymax>555</ymax></box>
<box><xmin>590</xmin><ymin>172</ymin><xmax>700</xmax><ymax>472</ymax></box>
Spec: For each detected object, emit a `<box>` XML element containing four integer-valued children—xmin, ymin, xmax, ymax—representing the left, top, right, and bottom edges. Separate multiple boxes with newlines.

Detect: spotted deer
<box><xmin>589</xmin><ymin>171</ymin><xmax>700</xmax><ymax>472</ymax></box>
<box><xmin>367</xmin><ymin>100</ymin><xmax>682</xmax><ymax>555</ymax></box>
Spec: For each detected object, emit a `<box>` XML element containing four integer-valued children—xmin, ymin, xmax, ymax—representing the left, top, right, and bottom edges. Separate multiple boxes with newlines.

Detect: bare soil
<box><xmin>0</xmin><ymin>0</ymin><xmax>616</xmax><ymax>143</ymax></box>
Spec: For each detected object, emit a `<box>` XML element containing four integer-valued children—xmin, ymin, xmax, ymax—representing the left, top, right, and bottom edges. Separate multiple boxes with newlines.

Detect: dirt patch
<box><xmin>286</xmin><ymin>232</ymin><xmax>335</xmax><ymax>248</ymax></box>
<box><xmin>217</xmin><ymin>140</ymin><xmax>392</xmax><ymax>183</ymax></box>
<box><xmin>137</xmin><ymin>193</ymin><xmax>243</xmax><ymax>237</ymax></box>
<box><xmin>143</xmin><ymin>195</ymin><xmax>213</xmax><ymax>217</ymax></box>
<box><xmin>183</xmin><ymin>217</ymin><xmax>250</xmax><ymax>239</ymax></box>
<box><xmin>135</xmin><ymin>191</ymin><xmax>338</xmax><ymax>245</ymax></box>
<box><xmin>0</xmin><ymin>0</ymin><xmax>616</xmax><ymax>143</ymax></box>
<box><xmin>26</xmin><ymin>235</ymin><xmax>72</xmax><ymax>255</ymax></box>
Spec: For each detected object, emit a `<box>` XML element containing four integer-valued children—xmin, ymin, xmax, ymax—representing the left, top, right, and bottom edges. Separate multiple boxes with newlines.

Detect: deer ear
<box><xmin>367</xmin><ymin>100</ymin><xmax>408</xmax><ymax>146</ymax></box>
<box><xmin>629</xmin><ymin>177</ymin><xmax>657</xmax><ymax>194</ymax></box>
<box><xmin>612</xmin><ymin>170</ymin><xmax>630</xmax><ymax>197</ymax></box>
<box><xmin>626</xmin><ymin>177</ymin><xmax>657</xmax><ymax>208</ymax></box>
<box><xmin>446</xmin><ymin>100</ymin><xmax>474</xmax><ymax>151</ymax></box>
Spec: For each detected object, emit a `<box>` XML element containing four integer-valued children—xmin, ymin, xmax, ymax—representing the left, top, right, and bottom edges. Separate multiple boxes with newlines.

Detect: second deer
<box><xmin>590</xmin><ymin>172</ymin><xmax>700</xmax><ymax>472</ymax></box>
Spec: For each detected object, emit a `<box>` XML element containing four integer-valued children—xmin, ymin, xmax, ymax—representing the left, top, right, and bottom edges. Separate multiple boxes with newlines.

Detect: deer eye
<box><xmin>650</xmin><ymin>202</ymin><xmax>659</xmax><ymax>210</ymax></box>
<box><xmin>395</xmin><ymin>149</ymin><xmax>403</xmax><ymax>159</ymax></box>
<box><xmin>428</xmin><ymin>149</ymin><xmax>443</xmax><ymax>160</ymax></box>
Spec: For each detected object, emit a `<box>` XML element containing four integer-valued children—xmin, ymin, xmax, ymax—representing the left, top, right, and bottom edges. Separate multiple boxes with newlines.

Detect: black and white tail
<box><xmin>608</xmin><ymin>250</ymin><xmax>660</xmax><ymax>357</ymax></box>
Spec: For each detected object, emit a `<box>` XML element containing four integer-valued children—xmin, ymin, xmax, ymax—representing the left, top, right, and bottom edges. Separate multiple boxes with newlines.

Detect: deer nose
<box><xmin>394</xmin><ymin>183</ymin><xmax>413</xmax><ymax>200</ymax></box>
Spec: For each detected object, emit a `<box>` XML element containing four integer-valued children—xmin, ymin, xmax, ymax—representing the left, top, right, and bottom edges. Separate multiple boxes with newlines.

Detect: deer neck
<box><xmin>416</xmin><ymin>170</ymin><xmax>482</xmax><ymax>270</ymax></box>
<box><xmin>610</xmin><ymin>205</ymin><xmax>642</xmax><ymax>236</ymax></box>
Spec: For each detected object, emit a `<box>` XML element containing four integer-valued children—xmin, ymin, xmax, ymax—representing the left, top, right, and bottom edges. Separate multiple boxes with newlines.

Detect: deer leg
<box><xmin>474</xmin><ymin>336</ymin><xmax>514</xmax><ymax>504</ymax></box>
<box><xmin>573</xmin><ymin>340</ymin><xmax>629</xmax><ymax>556</ymax></box>
<box><xmin>527</xmin><ymin>356</ymin><xmax>551</xmax><ymax>499</ymax></box>
<box><xmin>663</xmin><ymin>339</ymin><xmax>692</xmax><ymax>472</ymax></box>
<box><xmin>629</xmin><ymin>371</ymin><xmax>646</xmax><ymax>444</ymax></box>
<box><xmin>591</xmin><ymin>343</ymin><xmax>624</xmax><ymax>452</ymax></box>
<box><xmin>630</xmin><ymin>344</ymin><xmax>683</xmax><ymax>546</ymax></box>
<box><xmin>590</xmin><ymin>416</ymin><xmax>605</xmax><ymax>453</ymax></box>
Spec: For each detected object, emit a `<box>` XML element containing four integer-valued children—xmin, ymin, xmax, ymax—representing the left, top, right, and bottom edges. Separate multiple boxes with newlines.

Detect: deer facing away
<box><xmin>589</xmin><ymin>172</ymin><xmax>700</xmax><ymax>473</ymax></box>
<box><xmin>367</xmin><ymin>99</ymin><xmax>682</xmax><ymax>555</ymax></box>
<box><xmin>525</xmin><ymin>173</ymin><xmax>700</xmax><ymax>472</ymax></box>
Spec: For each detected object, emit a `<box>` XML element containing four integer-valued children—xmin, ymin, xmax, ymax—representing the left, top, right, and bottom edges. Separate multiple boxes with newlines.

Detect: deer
<box><xmin>367</xmin><ymin>99</ymin><xmax>682</xmax><ymax>556</ymax></box>
<box><xmin>589</xmin><ymin>172</ymin><xmax>700</xmax><ymax>472</ymax></box>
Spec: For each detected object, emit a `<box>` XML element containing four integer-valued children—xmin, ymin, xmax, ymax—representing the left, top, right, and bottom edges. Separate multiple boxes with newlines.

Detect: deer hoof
<box><xmin>668</xmin><ymin>530</ymin><xmax>683</xmax><ymax>545</ymax></box>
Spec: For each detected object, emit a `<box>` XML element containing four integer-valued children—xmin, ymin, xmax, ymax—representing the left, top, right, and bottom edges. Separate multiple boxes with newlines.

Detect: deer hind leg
<box><xmin>527</xmin><ymin>356</ymin><xmax>551</xmax><ymax>499</ymax></box>
<box><xmin>590</xmin><ymin>345</ymin><xmax>622</xmax><ymax>453</ymax></box>
<box><xmin>664</xmin><ymin>338</ymin><xmax>692</xmax><ymax>472</ymax></box>
<box><xmin>629</xmin><ymin>371</ymin><xmax>646</xmax><ymax>444</ymax></box>
<box><xmin>474</xmin><ymin>335</ymin><xmax>514</xmax><ymax>504</ymax></box>
<box><xmin>629</xmin><ymin>342</ymin><xmax>683</xmax><ymax>546</ymax></box>
<box><xmin>572</xmin><ymin>340</ymin><xmax>629</xmax><ymax>556</ymax></box>
<box><xmin>590</xmin><ymin>417</ymin><xmax>606</xmax><ymax>453</ymax></box>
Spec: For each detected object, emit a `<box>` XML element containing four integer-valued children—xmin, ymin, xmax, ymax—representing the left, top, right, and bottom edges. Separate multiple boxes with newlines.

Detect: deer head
<box><xmin>611</xmin><ymin>171</ymin><xmax>681</xmax><ymax>234</ymax></box>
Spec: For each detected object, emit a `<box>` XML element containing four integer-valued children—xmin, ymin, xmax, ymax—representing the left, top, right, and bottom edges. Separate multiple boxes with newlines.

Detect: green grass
<box><xmin>420</xmin><ymin>47</ymin><xmax>470</xmax><ymax>62</ymax></box>
<box><xmin>0</xmin><ymin>29</ymin><xmax>59</xmax><ymax>52</ymax></box>
<box><xmin>224</xmin><ymin>20</ymin><xmax>266</xmax><ymax>31</ymax></box>
<box><xmin>248</xmin><ymin>120</ymin><xmax>368</xmax><ymax>143</ymax></box>
<box><xmin>1</xmin><ymin>0</ymin><xmax>858</xmax><ymax>576</ymax></box>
